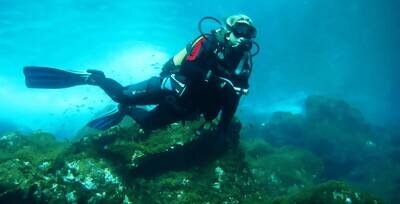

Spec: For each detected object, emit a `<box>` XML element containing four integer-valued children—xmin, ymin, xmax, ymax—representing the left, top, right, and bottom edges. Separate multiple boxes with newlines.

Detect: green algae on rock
<box><xmin>0</xmin><ymin>119</ymin><xmax>251</xmax><ymax>203</ymax></box>
<box><xmin>0</xmin><ymin>115</ymin><xmax>386</xmax><ymax>203</ymax></box>
<box><xmin>68</xmin><ymin>119</ymin><xmax>241</xmax><ymax>177</ymax></box>
<box><xmin>241</xmin><ymin>138</ymin><xmax>323</xmax><ymax>197</ymax></box>
<box><xmin>259</xmin><ymin>95</ymin><xmax>379</xmax><ymax>179</ymax></box>
<box><xmin>0</xmin><ymin>131</ymin><xmax>69</xmax><ymax>202</ymax></box>
<box><xmin>273</xmin><ymin>181</ymin><xmax>385</xmax><ymax>204</ymax></box>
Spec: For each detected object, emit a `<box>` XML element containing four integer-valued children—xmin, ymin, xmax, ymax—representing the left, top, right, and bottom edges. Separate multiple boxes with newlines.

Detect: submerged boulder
<box><xmin>304</xmin><ymin>95</ymin><xmax>368</xmax><ymax>132</ymax></box>
<box><xmin>273</xmin><ymin>181</ymin><xmax>384</xmax><ymax>204</ymax></box>
<box><xmin>0</xmin><ymin>131</ymin><xmax>69</xmax><ymax>202</ymax></box>
<box><xmin>129</xmin><ymin>143</ymin><xmax>266</xmax><ymax>203</ymax></box>
<box><xmin>66</xmin><ymin>118</ymin><xmax>242</xmax><ymax>177</ymax></box>
<box><xmin>241</xmin><ymin>138</ymin><xmax>323</xmax><ymax>197</ymax></box>
<box><xmin>0</xmin><ymin>118</ymin><xmax>256</xmax><ymax>203</ymax></box>
<box><xmin>0</xmin><ymin>116</ymin><xmax>385</xmax><ymax>203</ymax></box>
<box><xmin>259</xmin><ymin>95</ymin><xmax>378</xmax><ymax>179</ymax></box>
<box><xmin>259</xmin><ymin>111</ymin><xmax>306</xmax><ymax>147</ymax></box>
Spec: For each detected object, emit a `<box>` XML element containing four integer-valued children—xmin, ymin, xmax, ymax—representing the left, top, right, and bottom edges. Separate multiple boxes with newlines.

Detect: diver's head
<box><xmin>225</xmin><ymin>14</ymin><xmax>257</xmax><ymax>48</ymax></box>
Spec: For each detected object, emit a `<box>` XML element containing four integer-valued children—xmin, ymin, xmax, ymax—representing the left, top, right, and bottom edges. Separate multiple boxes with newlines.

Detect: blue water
<box><xmin>0</xmin><ymin>0</ymin><xmax>399</xmax><ymax>137</ymax></box>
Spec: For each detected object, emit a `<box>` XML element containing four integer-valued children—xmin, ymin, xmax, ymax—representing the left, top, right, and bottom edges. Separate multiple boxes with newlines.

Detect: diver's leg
<box><xmin>127</xmin><ymin>104</ymin><xmax>183</xmax><ymax>132</ymax></box>
<box><xmin>88</xmin><ymin>70</ymin><xmax>165</xmax><ymax>105</ymax></box>
<box><xmin>122</xmin><ymin>77</ymin><xmax>165</xmax><ymax>105</ymax></box>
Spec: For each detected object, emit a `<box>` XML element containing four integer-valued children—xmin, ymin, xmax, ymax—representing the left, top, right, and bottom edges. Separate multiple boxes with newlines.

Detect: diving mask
<box><xmin>225</xmin><ymin>14</ymin><xmax>256</xmax><ymax>47</ymax></box>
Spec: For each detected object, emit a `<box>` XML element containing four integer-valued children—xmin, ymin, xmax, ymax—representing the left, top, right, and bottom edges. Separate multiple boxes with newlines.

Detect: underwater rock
<box><xmin>305</xmin><ymin>95</ymin><xmax>368</xmax><ymax>131</ymax></box>
<box><xmin>0</xmin><ymin>118</ymin><xmax>248</xmax><ymax>203</ymax></box>
<box><xmin>241</xmin><ymin>138</ymin><xmax>323</xmax><ymax>197</ymax></box>
<box><xmin>386</xmin><ymin>127</ymin><xmax>400</xmax><ymax>165</ymax></box>
<box><xmin>0</xmin><ymin>154</ymin><xmax>128</xmax><ymax>203</ymax></box>
<box><xmin>67</xmin><ymin>119</ymin><xmax>242</xmax><ymax>178</ymax></box>
<box><xmin>303</xmin><ymin>96</ymin><xmax>378</xmax><ymax>179</ymax></box>
<box><xmin>0</xmin><ymin>131</ymin><xmax>69</xmax><ymax>202</ymax></box>
<box><xmin>273</xmin><ymin>181</ymin><xmax>384</xmax><ymax>204</ymax></box>
<box><xmin>53</xmin><ymin>158</ymin><xmax>126</xmax><ymax>203</ymax></box>
<box><xmin>129</xmin><ymin>145</ymin><xmax>269</xmax><ymax>203</ymax></box>
<box><xmin>260</xmin><ymin>111</ymin><xmax>306</xmax><ymax>147</ymax></box>
<box><xmin>259</xmin><ymin>95</ymin><xmax>378</xmax><ymax>179</ymax></box>
<box><xmin>345</xmin><ymin>159</ymin><xmax>400</xmax><ymax>204</ymax></box>
<box><xmin>0</xmin><ymin>131</ymin><xmax>68</xmax><ymax>165</ymax></box>
<box><xmin>0</xmin><ymin>118</ymin><xmax>386</xmax><ymax>203</ymax></box>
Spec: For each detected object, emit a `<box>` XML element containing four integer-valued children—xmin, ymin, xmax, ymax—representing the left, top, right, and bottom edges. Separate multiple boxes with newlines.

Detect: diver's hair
<box><xmin>225</xmin><ymin>14</ymin><xmax>254</xmax><ymax>29</ymax></box>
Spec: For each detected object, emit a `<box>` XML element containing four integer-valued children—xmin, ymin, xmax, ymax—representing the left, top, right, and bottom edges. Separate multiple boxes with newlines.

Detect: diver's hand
<box><xmin>86</xmin><ymin>69</ymin><xmax>106</xmax><ymax>85</ymax></box>
<box><xmin>195</xmin><ymin>120</ymin><xmax>218</xmax><ymax>137</ymax></box>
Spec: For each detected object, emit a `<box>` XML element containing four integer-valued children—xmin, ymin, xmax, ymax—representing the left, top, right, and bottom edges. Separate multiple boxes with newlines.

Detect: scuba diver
<box><xmin>24</xmin><ymin>14</ymin><xmax>259</xmax><ymax>138</ymax></box>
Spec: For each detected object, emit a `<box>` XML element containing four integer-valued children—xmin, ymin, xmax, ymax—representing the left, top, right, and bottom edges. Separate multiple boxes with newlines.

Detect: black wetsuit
<box><xmin>95</xmin><ymin>33</ymin><xmax>252</xmax><ymax>133</ymax></box>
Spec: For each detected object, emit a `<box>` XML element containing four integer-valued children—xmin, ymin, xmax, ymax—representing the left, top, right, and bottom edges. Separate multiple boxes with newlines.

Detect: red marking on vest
<box><xmin>187</xmin><ymin>38</ymin><xmax>206</xmax><ymax>61</ymax></box>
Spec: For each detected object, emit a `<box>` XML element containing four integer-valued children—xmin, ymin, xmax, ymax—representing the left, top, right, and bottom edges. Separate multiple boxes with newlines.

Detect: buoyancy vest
<box><xmin>161</xmin><ymin>30</ymin><xmax>252</xmax><ymax>89</ymax></box>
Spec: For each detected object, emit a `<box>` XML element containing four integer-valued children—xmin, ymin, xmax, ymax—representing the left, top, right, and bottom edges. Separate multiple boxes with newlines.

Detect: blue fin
<box><xmin>86</xmin><ymin>107</ymin><xmax>125</xmax><ymax>130</ymax></box>
<box><xmin>24</xmin><ymin>66</ymin><xmax>90</xmax><ymax>89</ymax></box>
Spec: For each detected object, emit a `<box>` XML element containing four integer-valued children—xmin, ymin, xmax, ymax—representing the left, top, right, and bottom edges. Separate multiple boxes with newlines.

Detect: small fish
<box><xmin>83</xmin><ymin>97</ymin><xmax>88</xmax><ymax>100</ymax></box>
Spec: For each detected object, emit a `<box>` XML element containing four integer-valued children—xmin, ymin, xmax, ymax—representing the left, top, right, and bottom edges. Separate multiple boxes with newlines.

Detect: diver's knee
<box><xmin>110</xmin><ymin>92</ymin><xmax>132</xmax><ymax>104</ymax></box>
<box><xmin>148</xmin><ymin>77</ymin><xmax>163</xmax><ymax>92</ymax></box>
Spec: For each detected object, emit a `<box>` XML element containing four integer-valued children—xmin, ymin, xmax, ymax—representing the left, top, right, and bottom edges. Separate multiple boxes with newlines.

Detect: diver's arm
<box><xmin>237</xmin><ymin>52</ymin><xmax>252</xmax><ymax>90</ymax></box>
<box><xmin>218</xmin><ymin>86</ymin><xmax>240</xmax><ymax>132</ymax></box>
<box><xmin>216</xmin><ymin>53</ymin><xmax>251</xmax><ymax>132</ymax></box>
